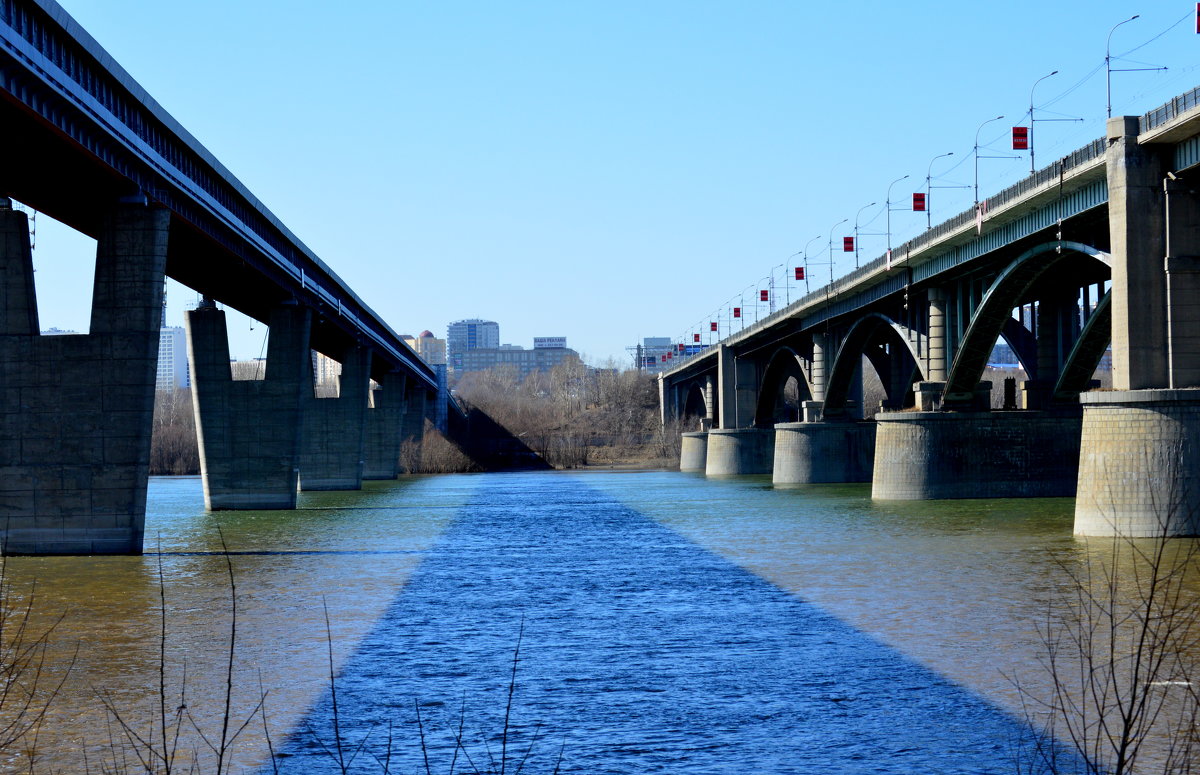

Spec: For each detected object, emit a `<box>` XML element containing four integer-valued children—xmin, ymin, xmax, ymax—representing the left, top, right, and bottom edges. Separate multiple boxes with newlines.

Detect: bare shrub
<box><xmin>150</xmin><ymin>389</ymin><xmax>200</xmax><ymax>475</ymax></box>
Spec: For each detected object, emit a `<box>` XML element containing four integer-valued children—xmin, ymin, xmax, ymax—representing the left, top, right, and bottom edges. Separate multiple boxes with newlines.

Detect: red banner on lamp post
<box><xmin>733</xmin><ymin>307</ymin><xmax>741</xmax><ymax>318</ymax></box>
<box><xmin>795</xmin><ymin>267</ymin><xmax>805</xmax><ymax>280</ymax></box>
<box><xmin>693</xmin><ymin>333</ymin><xmax>700</xmax><ymax>343</ymax></box>
<box><xmin>1012</xmin><ymin>126</ymin><xmax>1029</xmax><ymax>150</ymax></box>
<box><xmin>912</xmin><ymin>192</ymin><xmax>926</xmax><ymax>212</ymax></box>
<box><xmin>759</xmin><ymin>290</ymin><xmax>768</xmax><ymax>301</ymax></box>
<box><xmin>843</xmin><ymin>237</ymin><xmax>854</xmax><ymax>252</ymax></box>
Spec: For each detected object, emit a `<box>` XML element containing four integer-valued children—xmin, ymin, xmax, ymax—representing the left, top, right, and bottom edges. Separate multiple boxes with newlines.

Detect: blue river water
<box><xmin>268</xmin><ymin>473</ymin><xmax>1069</xmax><ymax>774</ymax></box>
<box><xmin>4</xmin><ymin>470</ymin><xmax>1102</xmax><ymax>774</ymax></box>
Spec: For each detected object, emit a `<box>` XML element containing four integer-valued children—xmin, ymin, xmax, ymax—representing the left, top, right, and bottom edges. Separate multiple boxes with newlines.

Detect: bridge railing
<box><xmin>1142</xmin><ymin>85</ymin><xmax>1200</xmax><ymax>133</ymax></box>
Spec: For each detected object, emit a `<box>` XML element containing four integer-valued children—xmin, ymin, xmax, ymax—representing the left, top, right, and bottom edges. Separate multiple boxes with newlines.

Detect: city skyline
<box><xmin>18</xmin><ymin>1</ymin><xmax>1200</xmax><ymax>364</ymax></box>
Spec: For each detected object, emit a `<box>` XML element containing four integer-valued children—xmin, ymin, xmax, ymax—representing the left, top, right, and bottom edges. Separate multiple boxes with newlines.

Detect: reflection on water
<box><xmin>2</xmin><ymin>470</ymin><xmax>1197</xmax><ymax>773</ymax></box>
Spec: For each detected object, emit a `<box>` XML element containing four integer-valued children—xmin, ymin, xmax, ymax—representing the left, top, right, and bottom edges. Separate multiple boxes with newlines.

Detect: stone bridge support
<box><xmin>1076</xmin><ymin>116</ymin><xmax>1200</xmax><ymax>536</ymax></box>
<box><xmin>705</xmin><ymin>428</ymin><xmax>774</xmax><ymax>476</ymax></box>
<box><xmin>363</xmin><ymin>373</ymin><xmax>406</xmax><ymax>480</ymax></box>
<box><xmin>772</xmin><ymin>421</ymin><xmax>875</xmax><ymax>485</ymax></box>
<box><xmin>873</xmin><ymin>410</ymin><xmax>1082</xmax><ymax>500</ymax></box>
<box><xmin>187</xmin><ymin>302</ymin><xmax>310</xmax><ymax>510</ymax></box>
<box><xmin>397</xmin><ymin>383</ymin><xmax>428</xmax><ymax>470</ymax></box>
<box><xmin>300</xmin><ymin>346</ymin><xmax>371</xmax><ymax>490</ymax></box>
<box><xmin>0</xmin><ymin>200</ymin><xmax>167</xmax><ymax>554</ymax></box>
<box><xmin>679</xmin><ymin>431</ymin><xmax>707</xmax><ymax>472</ymax></box>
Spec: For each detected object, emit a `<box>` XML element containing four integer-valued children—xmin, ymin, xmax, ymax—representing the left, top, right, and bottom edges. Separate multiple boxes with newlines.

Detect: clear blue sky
<box><xmin>21</xmin><ymin>1</ymin><xmax>1200</xmax><ymax>365</ymax></box>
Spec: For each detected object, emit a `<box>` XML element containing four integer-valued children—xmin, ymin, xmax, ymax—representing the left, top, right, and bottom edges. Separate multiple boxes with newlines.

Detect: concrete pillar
<box><xmin>0</xmin><ymin>201</ymin><xmax>168</xmax><ymax>554</ymax></box>
<box><xmin>300</xmin><ymin>346</ymin><xmax>371</xmax><ymax>490</ymax></box>
<box><xmin>1165</xmin><ymin>177</ymin><xmax>1200</xmax><ymax>388</ymax></box>
<box><xmin>1075</xmin><ymin>389</ymin><xmax>1200</xmax><ymax>536</ymax></box>
<box><xmin>717</xmin><ymin>345</ymin><xmax>736</xmax><ymax>429</ymax></box>
<box><xmin>679</xmin><ymin>431</ymin><xmax>707</xmax><ymax>472</ymax></box>
<box><xmin>705</xmin><ymin>428</ymin><xmax>774</xmax><ymax>476</ymax></box>
<box><xmin>400</xmin><ymin>383</ymin><xmax>427</xmax><ymax>447</ymax></box>
<box><xmin>703</xmin><ymin>374</ymin><xmax>716</xmax><ymax>424</ymax></box>
<box><xmin>872</xmin><ymin>411</ymin><xmax>1082</xmax><ymax>500</ymax></box>
<box><xmin>810</xmin><ymin>333</ymin><xmax>828</xmax><ymax>401</ymax></box>
<box><xmin>188</xmin><ymin>303</ymin><xmax>310</xmax><ymax>510</ymax></box>
<box><xmin>927</xmin><ymin>288</ymin><xmax>947</xmax><ymax>381</ymax></box>
<box><xmin>1107</xmin><ymin>115</ymin><xmax>1168</xmax><ymax>390</ymax></box>
<box><xmin>363</xmin><ymin>372</ymin><xmax>406</xmax><ymax>480</ymax></box>
<box><xmin>772</xmin><ymin>422</ymin><xmax>874</xmax><ymax>484</ymax></box>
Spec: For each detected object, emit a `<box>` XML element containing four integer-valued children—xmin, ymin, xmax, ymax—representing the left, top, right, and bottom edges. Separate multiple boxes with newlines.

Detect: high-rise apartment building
<box><xmin>156</xmin><ymin>327</ymin><xmax>189</xmax><ymax>391</ymax></box>
<box><xmin>447</xmin><ymin>319</ymin><xmax>499</xmax><ymax>373</ymax></box>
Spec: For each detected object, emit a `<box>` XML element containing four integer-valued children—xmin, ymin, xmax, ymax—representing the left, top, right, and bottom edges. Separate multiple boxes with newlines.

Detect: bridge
<box><xmin>660</xmin><ymin>85</ymin><xmax>1200</xmax><ymax>539</ymax></box>
<box><xmin>0</xmin><ymin>0</ymin><xmax>457</xmax><ymax>553</ymax></box>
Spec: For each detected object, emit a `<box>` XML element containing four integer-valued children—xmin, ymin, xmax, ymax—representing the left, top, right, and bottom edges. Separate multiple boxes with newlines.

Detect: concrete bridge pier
<box><xmin>0</xmin><ymin>200</ymin><xmax>168</xmax><ymax>554</ymax></box>
<box><xmin>187</xmin><ymin>302</ymin><xmax>311</xmax><ymax>510</ymax></box>
<box><xmin>1074</xmin><ymin>116</ymin><xmax>1200</xmax><ymax>536</ymax></box>
<box><xmin>705</xmin><ymin>428</ymin><xmax>775</xmax><ymax>476</ymax></box>
<box><xmin>363</xmin><ymin>372</ymin><xmax>406</xmax><ymax>480</ymax></box>
<box><xmin>679</xmin><ymin>431</ymin><xmax>708</xmax><ymax>471</ymax></box>
<box><xmin>395</xmin><ymin>382</ymin><xmax>428</xmax><ymax>472</ymax></box>
<box><xmin>872</xmin><ymin>410</ymin><xmax>1082</xmax><ymax>500</ymax></box>
<box><xmin>772</xmin><ymin>421</ymin><xmax>875</xmax><ymax>485</ymax></box>
<box><xmin>300</xmin><ymin>346</ymin><xmax>371</xmax><ymax>490</ymax></box>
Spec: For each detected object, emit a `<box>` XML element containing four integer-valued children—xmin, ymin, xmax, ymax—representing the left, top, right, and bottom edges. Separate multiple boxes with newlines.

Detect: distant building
<box><xmin>457</xmin><ymin>344</ymin><xmax>580</xmax><ymax>381</ymax></box>
<box><xmin>157</xmin><ymin>327</ymin><xmax>189</xmax><ymax>391</ymax></box>
<box><xmin>312</xmin><ymin>351</ymin><xmax>341</xmax><ymax>390</ymax></box>
<box><xmin>533</xmin><ymin>336</ymin><xmax>567</xmax><ymax>349</ymax></box>
<box><xmin>403</xmin><ymin>330</ymin><xmax>447</xmax><ymax>366</ymax></box>
<box><xmin>633</xmin><ymin>337</ymin><xmax>679</xmax><ymax>374</ymax></box>
<box><xmin>447</xmin><ymin>319</ymin><xmax>500</xmax><ymax>374</ymax></box>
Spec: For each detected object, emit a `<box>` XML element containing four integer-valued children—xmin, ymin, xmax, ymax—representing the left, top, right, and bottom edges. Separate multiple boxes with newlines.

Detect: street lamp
<box><xmin>924</xmin><ymin>152</ymin><xmax>953</xmax><ymax>230</ymax></box>
<box><xmin>1106</xmin><ymin>15</ymin><xmax>1138</xmax><ymax>118</ymax></box>
<box><xmin>853</xmin><ymin>201</ymin><xmax>876</xmax><ymax>269</ymax></box>
<box><xmin>974</xmin><ymin>114</ymin><xmax>1004</xmax><ymax>206</ymax></box>
<box><xmin>1029</xmin><ymin>70</ymin><xmax>1056</xmax><ymax>174</ymax></box>
<box><xmin>800</xmin><ymin>234</ymin><xmax>820</xmax><ymax>295</ymax></box>
<box><xmin>885</xmin><ymin>174</ymin><xmax>909</xmax><ymax>259</ymax></box>
<box><xmin>827</xmin><ymin>217</ymin><xmax>848</xmax><ymax>285</ymax></box>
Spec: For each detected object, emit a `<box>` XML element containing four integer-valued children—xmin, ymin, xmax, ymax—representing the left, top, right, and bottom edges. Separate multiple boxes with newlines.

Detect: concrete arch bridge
<box><xmin>661</xmin><ymin>92</ymin><xmax>1200</xmax><ymax>538</ymax></box>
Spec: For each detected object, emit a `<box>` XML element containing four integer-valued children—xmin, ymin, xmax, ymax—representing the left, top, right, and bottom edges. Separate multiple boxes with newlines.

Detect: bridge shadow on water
<box><xmin>269</xmin><ymin>473</ymin><xmax>1076</xmax><ymax>775</ymax></box>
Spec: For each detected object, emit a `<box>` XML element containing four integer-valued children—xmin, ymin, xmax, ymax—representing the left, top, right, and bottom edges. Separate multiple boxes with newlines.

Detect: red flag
<box><xmin>710</xmin><ymin>321</ymin><xmax>718</xmax><ymax>332</ymax></box>
<box><xmin>794</xmin><ymin>267</ymin><xmax>805</xmax><ymax>281</ymax></box>
<box><xmin>667</xmin><ymin>351</ymin><xmax>673</xmax><ymax>358</ymax></box>
<box><xmin>759</xmin><ymin>290</ymin><xmax>769</xmax><ymax>301</ymax></box>
<box><xmin>733</xmin><ymin>307</ymin><xmax>741</xmax><ymax>318</ymax></box>
<box><xmin>693</xmin><ymin>333</ymin><xmax>700</xmax><ymax>343</ymax></box>
<box><xmin>843</xmin><ymin>237</ymin><xmax>854</xmax><ymax>252</ymax></box>
<box><xmin>1012</xmin><ymin>126</ymin><xmax>1029</xmax><ymax>150</ymax></box>
<box><xmin>912</xmin><ymin>192</ymin><xmax>926</xmax><ymax>212</ymax></box>
<box><xmin>677</xmin><ymin>343</ymin><xmax>685</xmax><ymax>352</ymax></box>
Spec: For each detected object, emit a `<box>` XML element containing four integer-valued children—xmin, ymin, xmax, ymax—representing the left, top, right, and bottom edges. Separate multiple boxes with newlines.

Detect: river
<box><xmin>1</xmin><ymin>470</ymin><xmax>1193</xmax><ymax>773</ymax></box>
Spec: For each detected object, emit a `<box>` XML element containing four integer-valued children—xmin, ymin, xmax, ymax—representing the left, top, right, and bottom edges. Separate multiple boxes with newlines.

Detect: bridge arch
<box><xmin>1053</xmin><ymin>289</ymin><xmax>1112</xmax><ymax>402</ymax></box>
<box><xmin>824</xmin><ymin>313</ymin><xmax>924</xmax><ymax>418</ymax></box>
<box><xmin>943</xmin><ymin>240</ymin><xmax>1110</xmax><ymax>405</ymax></box>
<box><xmin>681</xmin><ymin>381</ymin><xmax>709</xmax><ymax>429</ymax></box>
<box><xmin>753</xmin><ymin>346</ymin><xmax>814</xmax><ymax>427</ymax></box>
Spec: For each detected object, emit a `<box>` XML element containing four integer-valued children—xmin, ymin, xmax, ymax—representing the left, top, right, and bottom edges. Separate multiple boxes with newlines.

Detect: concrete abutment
<box><xmin>0</xmin><ymin>201</ymin><xmax>168</xmax><ymax>554</ymax></box>
<box><xmin>187</xmin><ymin>303</ymin><xmax>310</xmax><ymax>510</ymax></box>
<box><xmin>872</xmin><ymin>410</ymin><xmax>1081</xmax><ymax>500</ymax></box>
<box><xmin>705</xmin><ymin>428</ymin><xmax>774</xmax><ymax>476</ymax></box>
<box><xmin>1075</xmin><ymin>390</ymin><xmax>1200</xmax><ymax>536</ymax></box>
<box><xmin>772</xmin><ymin>422</ymin><xmax>875</xmax><ymax>485</ymax></box>
<box><xmin>679</xmin><ymin>431</ymin><xmax>707</xmax><ymax>472</ymax></box>
<box><xmin>299</xmin><ymin>346</ymin><xmax>371</xmax><ymax>490</ymax></box>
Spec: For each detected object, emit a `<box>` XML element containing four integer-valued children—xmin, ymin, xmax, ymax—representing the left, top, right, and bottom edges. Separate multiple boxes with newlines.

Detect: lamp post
<box><xmin>827</xmin><ymin>217</ymin><xmax>848</xmax><ymax>285</ymax></box>
<box><xmin>974</xmin><ymin>114</ymin><xmax>1004</xmax><ymax>207</ymax></box>
<box><xmin>924</xmin><ymin>152</ymin><xmax>953</xmax><ymax>230</ymax></box>
<box><xmin>1106</xmin><ymin>15</ymin><xmax>1139</xmax><ymax>118</ymax></box>
<box><xmin>1029</xmin><ymin>70</ymin><xmax>1057</xmax><ymax>174</ymax></box>
<box><xmin>800</xmin><ymin>234</ymin><xmax>820</xmax><ymax>295</ymax></box>
<box><xmin>885</xmin><ymin>174</ymin><xmax>909</xmax><ymax>259</ymax></box>
<box><xmin>853</xmin><ymin>201</ymin><xmax>876</xmax><ymax>269</ymax></box>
